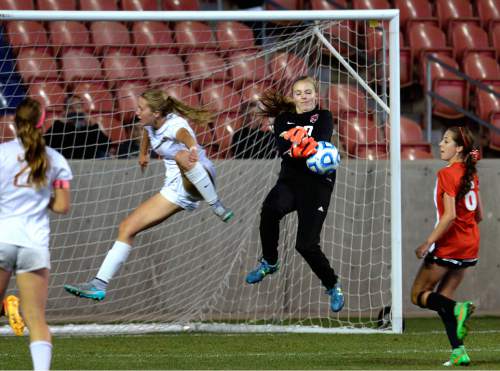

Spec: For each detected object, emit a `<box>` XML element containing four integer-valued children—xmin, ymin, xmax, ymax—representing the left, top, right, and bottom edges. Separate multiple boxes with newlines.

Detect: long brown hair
<box><xmin>141</xmin><ymin>89</ymin><xmax>213</xmax><ymax>125</ymax></box>
<box><xmin>447</xmin><ymin>126</ymin><xmax>478</xmax><ymax>200</ymax></box>
<box><xmin>14</xmin><ymin>98</ymin><xmax>48</xmax><ymax>189</ymax></box>
<box><xmin>259</xmin><ymin>76</ymin><xmax>319</xmax><ymax>117</ymax></box>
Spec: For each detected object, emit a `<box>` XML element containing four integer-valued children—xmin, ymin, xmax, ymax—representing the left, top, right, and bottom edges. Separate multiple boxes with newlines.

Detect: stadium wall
<box><xmin>47</xmin><ymin>159</ymin><xmax>500</xmax><ymax>317</ymax></box>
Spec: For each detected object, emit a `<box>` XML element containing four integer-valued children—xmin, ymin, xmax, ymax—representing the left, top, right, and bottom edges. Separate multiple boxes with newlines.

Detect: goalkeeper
<box><xmin>245</xmin><ymin>76</ymin><xmax>344</xmax><ymax>312</ymax></box>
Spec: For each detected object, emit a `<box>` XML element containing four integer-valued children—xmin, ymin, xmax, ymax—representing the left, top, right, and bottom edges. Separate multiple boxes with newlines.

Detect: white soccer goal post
<box><xmin>0</xmin><ymin>9</ymin><xmax>402</xmax><ymax>334</ymax></box>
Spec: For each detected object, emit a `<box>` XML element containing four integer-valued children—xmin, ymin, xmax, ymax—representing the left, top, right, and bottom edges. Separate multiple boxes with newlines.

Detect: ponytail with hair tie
<box><xmin>469</xmin><ymin>148</ymin><xmax>480</xmax><ymax>162</ymax></box>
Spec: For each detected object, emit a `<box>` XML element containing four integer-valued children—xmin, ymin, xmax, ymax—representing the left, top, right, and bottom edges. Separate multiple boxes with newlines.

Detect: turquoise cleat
<box><xmin>64</xmin><ymin>282</ymin><xmax>106</xmax><ymax>301</ymax></box>
<box><xmin>245</xmin><ymin>259</ymin><xmax>279</xmax><ymax>284</ymax></box>
<box><xmin>327</xmin><ymin>283</ymin><xmax>344</xmax><ymax>312</ymax></box>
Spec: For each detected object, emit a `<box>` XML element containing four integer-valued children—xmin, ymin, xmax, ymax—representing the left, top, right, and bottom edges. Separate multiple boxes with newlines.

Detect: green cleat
<box><xmin>455</xmin><ymin>301</ymin><xmax>475</xmax><ymax>341</ymax></box>
<box><xmin>443</xmin><ymin>346</ymin><xmax>470</xmax><ymax>367</ymax></box>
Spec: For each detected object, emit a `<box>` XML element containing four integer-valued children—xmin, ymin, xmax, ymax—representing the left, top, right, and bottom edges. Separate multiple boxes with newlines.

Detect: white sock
<box><xmin>184</xmin><ymin>162</ymin><xmax>218</xmax><ymax>205</ymax></box>
<box><xmin>95</xmin><ymin>241</ymin><xmax>131</xmax><ymax>284</ymax></box>
<box><xmin>29</xmin><ymin>341</ymin><xmax>52</xmax><ymax>371</ymax></box>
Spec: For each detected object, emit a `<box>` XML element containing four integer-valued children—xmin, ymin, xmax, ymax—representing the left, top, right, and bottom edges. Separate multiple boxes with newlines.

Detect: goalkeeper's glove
<box><xmin>280</xmin><ymin>126</ymin><xmax>308</xmax><ymax>145</ymax></box>
<box><xmin>289</xmin><ymin>137</ymin><xmax>318</xmax><ymax>158</ymax></box>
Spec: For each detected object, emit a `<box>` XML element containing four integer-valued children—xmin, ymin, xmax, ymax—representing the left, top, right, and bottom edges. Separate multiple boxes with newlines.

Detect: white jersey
<box><xmin>0</xmin><ymin>139</ymin><xmax>73</xmax><ymax>250</ymax></box>
<box><xmin>145</xmin><ymin>113</ymin><xmax>211</xmax><ymax>181</ymax></box>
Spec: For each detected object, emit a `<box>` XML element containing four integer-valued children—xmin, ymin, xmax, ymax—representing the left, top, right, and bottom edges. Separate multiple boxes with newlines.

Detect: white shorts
<box><xmin>0</xmin><ymin>242</ymin><xmax>51</xmax><ymax>273</ymax></box>
<box><xmin>160</xmin><ymin>160</ymin><xmax>216</xmax><ymax>211</ymax></box>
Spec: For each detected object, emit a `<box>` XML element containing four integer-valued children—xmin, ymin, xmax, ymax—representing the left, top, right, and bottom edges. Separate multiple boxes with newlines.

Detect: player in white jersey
<box><xmin>0</xmin><ymin>98</ymin><xmax>72</xmax><ymax>371</ymax></box>
<box><xmin>64</xmin><ymin>88</ymin><xmax>233</xmax><ymax>301</ymax></box>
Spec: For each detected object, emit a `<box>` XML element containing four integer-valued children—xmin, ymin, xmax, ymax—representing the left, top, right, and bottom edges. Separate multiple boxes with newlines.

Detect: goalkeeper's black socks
<box><xmin>426</xmin><ymin>292</ymin><xmax>462</xmax><ymax>349</ymax></box>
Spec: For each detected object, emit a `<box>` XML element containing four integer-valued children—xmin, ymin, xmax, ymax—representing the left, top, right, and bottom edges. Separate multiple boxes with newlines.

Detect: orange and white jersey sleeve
<box><xmin>433</xmin><ymin>162</ymin><xmax>480</xmax><ymax>260</ymax></box>
<box><xmin>0</xmin><ymin>139</ymin><xmax>72</xmax><ymax>250</ymax></box>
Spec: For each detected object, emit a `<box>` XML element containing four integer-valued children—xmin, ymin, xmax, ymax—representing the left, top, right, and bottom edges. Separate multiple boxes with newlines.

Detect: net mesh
<box><xmin>0</xmin><ymin>17</ymin><xmax>394</xmax><ymax>333</ymax></box>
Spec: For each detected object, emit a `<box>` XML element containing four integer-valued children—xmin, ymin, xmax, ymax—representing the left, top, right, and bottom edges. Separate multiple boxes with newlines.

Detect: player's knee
<box><xmin>175</xmin><ymin>151</ymin><xmax>193</xmax><ymax>172</ymax></box>
<box><xmin>260</xmin><ymin>204</ymin><xmax>283</xmax><ymax>223</ymax></box>
<box><xmin>118</xmin><ymin>219</ymin><xmax>136</xmax><ymax>239</ymax></box>
<box><xmin>411</xmin><ymin>290</ymin><xmax>427</xmax><ymax>308</ymax></box>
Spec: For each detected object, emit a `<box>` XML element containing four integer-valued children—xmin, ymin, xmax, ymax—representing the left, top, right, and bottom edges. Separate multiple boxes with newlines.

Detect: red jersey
<box><xmin>432</xmin><ymin>162</ymin><xmax>480</xmax><ymax>260</ymax></box>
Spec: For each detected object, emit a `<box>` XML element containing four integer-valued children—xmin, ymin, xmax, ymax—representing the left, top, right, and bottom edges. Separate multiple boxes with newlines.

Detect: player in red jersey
<box><xmin>411</xmin><ymin>126</ymin><xmax>482</xmax><ymax>366</ymax></box>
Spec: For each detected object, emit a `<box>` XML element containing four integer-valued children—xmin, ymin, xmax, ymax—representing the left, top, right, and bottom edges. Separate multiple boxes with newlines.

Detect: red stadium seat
<box><xmin>17</xmin><ymin>49</ymin><xmax>58</xmax><ymax>82</ymax></box>
<box><xmin>37</xmin><ymin>0</ymin><xmax>76</xmax><ymax>10</ymax></box>
<box><xmin>213</xmin><ymin>113</ymin><xmax>243</xmax><ymax>158</ymax></box>
<box><xmin>90</xmin><ymin>22</ymin><xmax>132</xmax><ymax>55</ymax></box>
<box><xmin>240</xmin><ymin>81</ymin><xmax>272</xmax><ymax>104</ymax></box>
<box><xmin>73</xmin><ymin>82</ymin><xmax>114</xmax><ymax>113</ymax></box>
<box><xmin>215</xmin><ymin>22</ymin><xmax>257</xmax><ymax>52</ymax></box>
<box><xmin>49</xmin><ymin>21</ymin><xmax>91</xmax><ymax>56</ymax></box>
<box><xmin>489</xmin><ymin>113</ymin><xmax>500</xmax><ymax>150</ymax></box>
<box><xmin>463</xmin><ymin>54</ymin><xmax>500</xmax><ymax>86</ymax></box>
<box><xmin>328</xmin><ymin>84</ymin><xmax>369</xmax><ymax>118</ymax></box>
<box><xmin>163</xmin><ymin>0</ymin><xmax>199</xmax><ymax>10</ymax></box>
<box><xmin>264</xmin><ymin>0</ymin><xmax>302</xmax><ymax>10</ymax></box>
<box><xmin>132</xmin><ymin>21</ymin><xmax>174</xmax><ymax>56</ymax></box>
<box><xmin>0</xmin><ymin>115</ymin><xmax>16</xmax><ymax>143</ymax></box>
<box><xmin>435</xmin><ymin>0</ymin><xmax>476</xmax><ymax>32</ymax></box>
<box><xmin>408</xmin><ymin>22</ymin><xmax>452</xmax><ymax>71</ymax></box>
<box><xmin>28</xmin><ymin>82</ymin><xmax>66</xmax><ymax>112</ymax></box>
<box><xmin>61</xmin><ymin>49</ymin><xmax>102</xmax><ymax>82</ymax></box>
<box><xmin>393</xmin><ymin>0</ymin><xmax>434</xmax><ymax>31</ymax></box>
<box><xmin>228</xmin><ymin>51</ymin><xmax>266</xmax><ymax>89</ymax></box>
<box><xmin>450</xmin><ymin>22</ymin><xmax>493</xmax><ymax>63</ymax></box>
<box><xmin>475</xmin><ymin>85</ymin><xmax>500</xmax><ymax>122</ymax></box>
<box><xmin>122</xmin><ymin>0</ymin><xmax>158</xmax><ymax>10</ymax></box>
<box><xmin>268</xmin><ymin>52</ymin><xmax>308</xmax><ymax>89</ymax></box>
<box><xmin>102</xmin><ymin>51</ymin><xmax>145</xmax><ymax>87</ymax></box>
<box><xmin>477</xmin><ymin>0</ymin><xmax>500</xmax><ymax>28</ymax></box>
<box><xmin>200</xmin><ymin>83</ymin><xmax>241</xmax><ymax>113</ymax></box>
<box><xmin>116</xmin><ymin>81</ymin><xmax>148</xmax><ymax>124</ymax></box>
<box><xmin>426</xmin><ymin>55</ymin><xmax>467</xmax><ymax>119</ymax></box>
<box><xmin>6</xmin><ymin>21</ymin><xmax>48</xmax><ymax>54</ymax></box>
<box><xmin>402</xmin><ymin>147</ymin><xmax>434</xmax><ymax>159</ymax></box>
<box><xmin>92</xmin><ymin>114</ymin><xmax>130</xmax><ymax>143</ymax></box>
<box><xmin>355</xmin><ymin>145</ymin><xmax>388</xmax><ymax>160</ymax></box>
<box><xmin>386</xmin><ymin>117</ymin><xmax>432</xmax><ymax>154</ymax></box>
<box><xmin>490</xmin><ymin>21</ymin><xmax>500</xmax><ymax>58</ymax></box>
<box><xmin>0</xmin><ymin>0</ymin><xmax>33</xmax><ymax>9</ymax></box>
<box><xmin>144</xmin><ymin>51</ymin><xmax>186</xmax><ymax>85</ymax></box>
<box><xmin>174</xmin><ymin>21</ymin><xmax>217</xmax><ymax>53</ymax></box>
<box><xmin>310</xmin><ymin>0</ymin><xmax>347</xmax><ymax>10</ymax></box>
<box><xmin>186</xmin><ymin>52</ymin><xmax>228</xmax><ymax>89</ymax></box>
<box><xmin>80</xmin><ymin>0</ymin><xmax>118</xmax><ymax>11</ymax></box>
<box><xmin>162</xmin><ymin>84</ymin><xmax>200</xmax><ymax>107</ymax></box>
<box><xmin>352</xmin><ymin>0</ymin><xmax>390</xmax><ymax>10</ymax></box>
<box><xmin>338</xmin><ymin>116</ymin><xmax>380</xmax><ymax>157</ymax></box>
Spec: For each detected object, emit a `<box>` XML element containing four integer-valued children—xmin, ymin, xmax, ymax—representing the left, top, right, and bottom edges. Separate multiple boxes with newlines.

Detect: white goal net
<box><xmin>0</xmin><ymin>10</ymin><xmax>402</xmax><ymax>334</ymax></box>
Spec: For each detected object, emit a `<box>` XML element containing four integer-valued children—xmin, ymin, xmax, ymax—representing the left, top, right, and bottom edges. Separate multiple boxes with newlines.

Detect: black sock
<box><xmin>438</xmin><ymin>311</ymin><xmax>463</xmax><ymax>349</ymax></box>
<box><xmin>426</xmin><ymin>292</ymin><xmax>456</xmax><ymax>315</ymax></box>
<box><xmin>0</xmin><ymin>305</ymin><xmax>4</xmax><ymax>317</ymax></box>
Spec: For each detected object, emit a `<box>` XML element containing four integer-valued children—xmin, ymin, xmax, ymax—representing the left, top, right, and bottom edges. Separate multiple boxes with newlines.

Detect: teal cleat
<box><xmin>64</xmin><ymin>282</ymin><xmax>106</xmax><ymax>301</ymax></box>
<box><xmin>212</xmin><ymin>201</ymin><xmax>234</xmax><ymax>222</ymax></box>
<box><xmin>327</xmin><ymin>283</ymin><xmax>344</xmax><ymax>312</ymax></box>
<box><xmin>245</xmin><ymin>259</ymin><xmax>279</xmax><ymax>284</ymax></box>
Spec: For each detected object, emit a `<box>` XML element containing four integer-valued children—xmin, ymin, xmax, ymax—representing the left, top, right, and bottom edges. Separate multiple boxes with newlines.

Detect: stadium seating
<box><xmin>91</xmin><ymin>114</ymin><xmax>130</xmax><ymax>143</ymax></box>
<box><xmin>121</xmin><ymin>0</ymin><xmax>158</xmax><ymax>11</ymax></box>
<box><xmin>352</xmin><ymin>0</ymin><xmax>390</xmax><ymax>10</ymax></box>
<box><xmin>80</xmin><ymin>0</ymin><xmax>118</xmax><ymax>11</ymax></box>
<box><xmin>192</xmin><ymin>121</ymin><xmax>214</xmax><ymax>149</ymax></box>
<box><xmin>386</xmin><ymin>116</ymin><xmax>432</xmax><ymax>154</ymax></box>
<box><xmin>338</xmin><ymin>116</ymin><xmax>380</xmax><ymax>157</ymax></box>
<box><xmin>227</xmin><ymin>51</ymin><xmax>267</xmax><ymax>90</ymax></box>
<box><xmin>132</xmin><ymin>21</ymin><xmax>174</xmax><ymax>56</ymax></box>
<box><xmin>6</xmin><ymin>21</ymin><xmax>48</xmax><ymax>55</ymax></box>
<box><xmin>393</xmin><ymin>0</ymin><xmax>434</xmax><ymax>31</ymax></box>
<box><xmin>61</xmin><ymin>49</ymin><xmax>102</xmax><ymax>82</ymax></box>
<box><xmin>355</xmin><ymin>144</ymin><xmax>388</xmax><ymax>160</ymax></box>
<box><xmin>144</xmin><ymin>52</ymin><xmax>186</xmax><ymax>85</ymax></box>
<box><xmin>28</xmin><ymin>82</ymin><xmax>66</xmax><ymax>112</ymax></box>
<box><xmin>268</xmin><ymin>52</ymin><xmax>308</xmax><ymax>88</ymax></box>
<box><xmin>490</xmin><ymin>21</ymin><xmax>500</xmax><ymax>57</ymax></box>
<box><xmin>102</xmin><ymin>51</ymin><xmax>145</xmax><ymax>88</ymax></box>
<box><xmin>426</xmin><ymin>54</ymin><xmax>467</xmax><ymax>119</ymax></box>
<box><xmin>161</xmin><ymin>83</ymin><xmax>200</xmax><ymax>107</ymax></box>
<box><xmin>199</xmin><ymin>83</ymin><xmax>241</xmax><ymax>113</ymax></box>
<box><xmin>0</xmin><ymin>114</ymin><xmax>16</xmax><ymax>143</ymax></box>
<box><xmin>186</xmin><ymin>52</ymin><xmax>228</xmax><ymax>90</ymax></box>
<box><xmin>215</xmin><ymin>22</ymin><xmax>257</xmax><ymax>53</ymax></box>
<box><xmin>401</xmin><ymin>147</ymin><xmax>434</xmax><ymax>159</ymax></box>
<box><xmin>49</xmin><ymin>21</ymin><xmax>91</xmax><ymax>56</ymax></box>
<box><xmin>328</xmin><ymin>84</ymin><xmax>369</xmax><ymax>118</ymax></box>
<box><xmin>463</xmin><ymin>54</ymin><xmax>500</xmax><ymax>86</ymax></box>
<box><xmin>213</xmin><ymin>113</ymin><xmax>242</xmax><ymax>158</ymax></box>
<box><xmin>489</xmin><ymin>113</ymin><xmax>500</xmax><ymax>150</ymax></box>
<box><xmin>264</xmin><ymin>0</ymin><xmax>302</xmax><ymax>10</ymax></box>
<box><xmin>435</xmin><ymin>0</ymin><xmax>476</xmax><ymax>32</ymax></box>
<box><xmin>240</xmin><ymin>81</ymin><xmax>271</xmax><ymax>103</ymax></box>
<box><xmin>37</xmin><ymin>0</ymin><xmax>76</xmax><ymax>10</ymax></box>
<box><xmin>17</xmin><ymin>49</ymin><xmax>58</xmax><ymax>82</ymax></box>
<box><xmin>174</xmin><ymin>21</ymin><xmax>217</xmax><ymax>53</ymax></box>
<box><xmin>116</xmin><ymin>81</ymin><xmax>147</xmax><ymax>124</ymax></box>
<box><xmin>450</xmin><ymin>22</ymin><xmax>493</xmax><ymax>63</ymax></box>
<box><xmin>90</xmin><ymin>22</ymin><xmax>132</xmax><ymax>56</ymax></box>
<box><xmin>0</xmin><ymin>0</ymin><xmax>33</xmax><ymax>9</ymax></box>
<box><xmin>310</xmin><ymin>0</ymin><xmax>347</xmax><ymax>10</ymax></box>
<box><xmin>476</xmin><ymin>0</ymin><xmax>500</xmax><ymax>28</ymax></box>
<box><xmin>475</xmin><ymin>85</ymin><xmax>500</xmax><ymax>122</ymax></box>
<box><xmin>163</xmin><ymin>0</ymin><xmax>199</xmax><ymax>10</ymax></box>
<box><xmin>73</xmin><ymin>82</ymin><xmax>114</xmax><ymax>113</ymax></box>
<box><xmin>0</xmin><ymin>81</ymin><xmax>26</xmax><ymax>114</ymax></box>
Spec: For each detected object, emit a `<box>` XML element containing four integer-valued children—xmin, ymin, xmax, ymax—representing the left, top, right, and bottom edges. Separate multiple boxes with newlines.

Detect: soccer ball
<box><xmin>306</xmin><ymin>141</ymin><xmax>341</xmax><ymax>175</ymax></box>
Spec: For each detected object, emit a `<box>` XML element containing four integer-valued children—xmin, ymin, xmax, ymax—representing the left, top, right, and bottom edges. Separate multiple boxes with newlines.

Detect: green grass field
<box><xmin>1</xmin><ymin>318</ymin><xmax>499</xmax><ymax>370</ymax></box>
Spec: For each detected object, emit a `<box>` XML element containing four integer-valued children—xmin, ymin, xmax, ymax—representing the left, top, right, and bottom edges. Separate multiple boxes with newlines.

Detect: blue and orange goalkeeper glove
<box><xmin>289</xmin><ymin>137</ymin><xmax>318</xmax><ymax>158</ymax></box>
